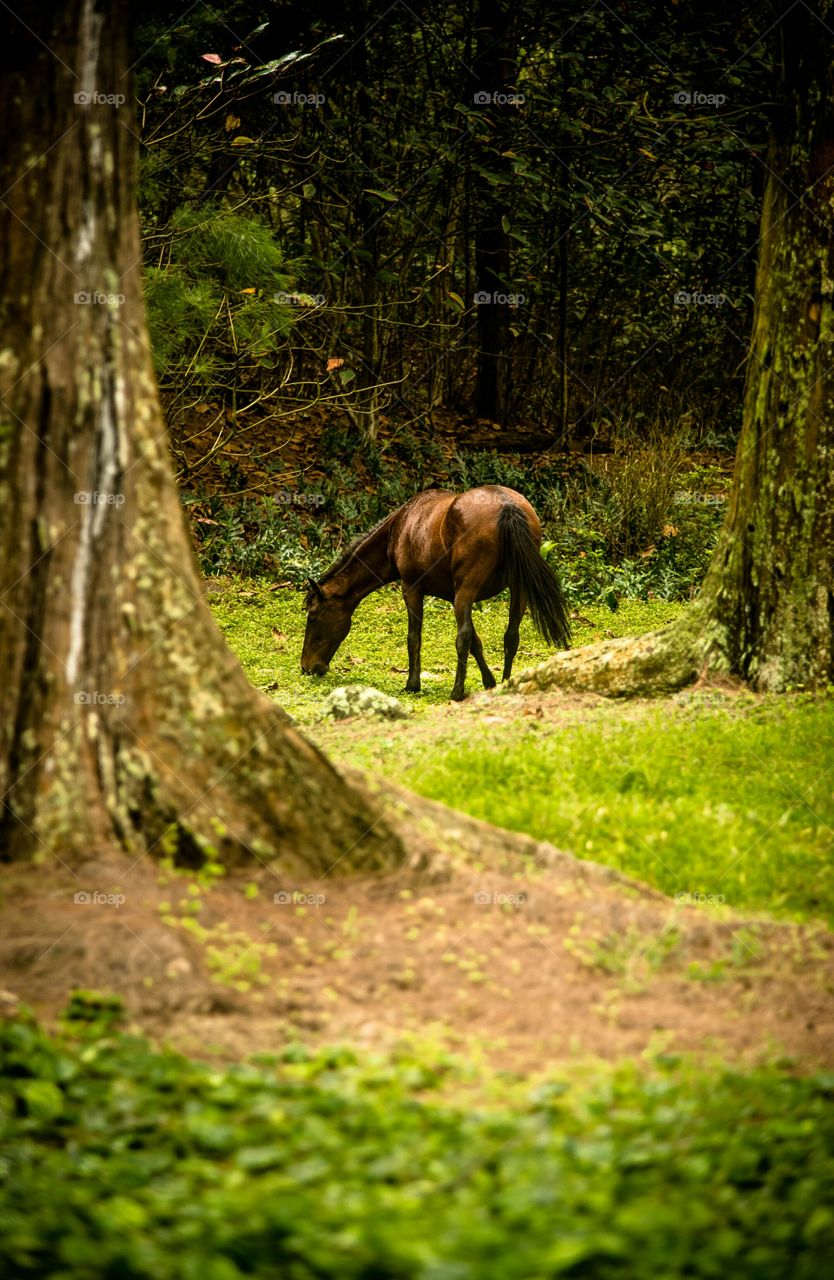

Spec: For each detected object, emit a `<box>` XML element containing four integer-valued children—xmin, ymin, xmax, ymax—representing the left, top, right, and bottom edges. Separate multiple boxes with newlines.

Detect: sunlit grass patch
<box><xmin>399</xmin><ymin>696</ymin><xmax>834</xmax><ymax>924</ymax></box>
<box><xmin>207</xmin><ymin>577</ymin><xmax>682</xmax><ymax>721</ymax></box>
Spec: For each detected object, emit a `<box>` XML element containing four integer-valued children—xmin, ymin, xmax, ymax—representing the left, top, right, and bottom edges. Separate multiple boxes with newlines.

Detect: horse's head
<box><xmin>301</xmin><ymin>579</ymin><xmax>353</xmax><ymax>676</ymax></box>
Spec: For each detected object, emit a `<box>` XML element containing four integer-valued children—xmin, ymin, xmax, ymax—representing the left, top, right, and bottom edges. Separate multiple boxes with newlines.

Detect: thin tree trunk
<box><xmin>473</xmin><ymin>0</ymin><xmax>514</xmax><ymax>423</ymax></box>
<box><xmin>0</xmin><ymin>0</ymin><xmax>402</xmax><ymax>870</ymax></box>
<box><xmin>558</xmin><ymin>219</ymin><xmax>569</xmax><ymax>442</ymax></box>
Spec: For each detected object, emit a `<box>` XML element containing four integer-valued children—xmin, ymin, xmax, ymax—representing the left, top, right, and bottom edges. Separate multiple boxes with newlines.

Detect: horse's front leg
<box><xmin>402</xmin><ymin>583</ymin><xmax>424</xmax><ymax>692</ymax></box>
<box><xmin>451</xmin><ymin>594</ymin><xmax>475</xmax><ymax>701</ymax></box>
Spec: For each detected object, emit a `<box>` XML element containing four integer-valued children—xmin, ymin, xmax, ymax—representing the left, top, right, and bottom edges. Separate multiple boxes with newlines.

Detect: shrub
<box><xmin>1</xmin><ymin>1008</ymin><xmax>833</xmax><ymax>1279</ymax></box>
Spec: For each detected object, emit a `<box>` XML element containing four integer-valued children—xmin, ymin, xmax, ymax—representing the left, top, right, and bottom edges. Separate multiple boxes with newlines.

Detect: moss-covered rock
<box><xmin>320</xmin><ymin>685</ymin><xmax>412</xmax><ymax>721</ymax></box>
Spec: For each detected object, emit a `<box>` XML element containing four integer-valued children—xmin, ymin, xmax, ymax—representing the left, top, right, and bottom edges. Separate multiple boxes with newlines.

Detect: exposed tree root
<box><xmin>501</xmin><ymin>607</ymin><xmax>721</xmax><ymax>698</ymax></box>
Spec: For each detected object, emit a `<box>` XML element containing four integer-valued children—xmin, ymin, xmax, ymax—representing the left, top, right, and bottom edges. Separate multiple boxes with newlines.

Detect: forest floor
<box><xmin>2</xmin><ymin>587</ymin><xmax>833</xmax><ymax>1085</ymax></box>
<box><xmin>2</xmin><ymin>831</ymin><xmax>833</xmax><ymax>1083</ymax></box>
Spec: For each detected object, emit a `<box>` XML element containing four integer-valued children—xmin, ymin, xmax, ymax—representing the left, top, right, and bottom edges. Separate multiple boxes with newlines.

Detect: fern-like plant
<box><xmin>144</xmin><ymin>203</ymin><xmax>297</xmax><ymax>394</ymax></box>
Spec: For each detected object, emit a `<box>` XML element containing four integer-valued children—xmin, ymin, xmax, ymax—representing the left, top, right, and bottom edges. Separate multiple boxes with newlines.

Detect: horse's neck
<box><xmin>331</xmin><ymin>522</ymin><xmax>397</xmax><ymax>602</ymax></box>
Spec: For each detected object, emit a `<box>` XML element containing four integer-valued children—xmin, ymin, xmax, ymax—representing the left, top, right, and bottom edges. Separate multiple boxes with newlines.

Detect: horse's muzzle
<box><xmin>301</xmin><ymin>661</ymin><xmax>329</xmax><ymax>677</ymax></box>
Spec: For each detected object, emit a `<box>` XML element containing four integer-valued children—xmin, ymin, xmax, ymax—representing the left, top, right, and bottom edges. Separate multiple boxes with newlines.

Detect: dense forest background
<box><xmin>135</xmin><ymin>0</ymin><xmax>770</xmax><ymax>596</ymax></box>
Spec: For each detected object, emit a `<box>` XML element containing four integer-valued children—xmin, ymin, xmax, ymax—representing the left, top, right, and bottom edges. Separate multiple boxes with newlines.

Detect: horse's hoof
<box><xmin>483</xmin><ymin>675</ymin><xmax>497</xmax><ymax>690</ymax></box>
<box><xmin>404</xmin><ymin>683</ymin><xmax>421</xmax><ymax>694</ymax></box>
<box><xmin>450</xmin><ymin>689</ymin><xmax>466</xmax><ymax>702</ymax></box>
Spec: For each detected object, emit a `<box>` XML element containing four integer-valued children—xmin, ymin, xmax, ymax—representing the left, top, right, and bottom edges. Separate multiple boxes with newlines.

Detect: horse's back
<box><xmin>394</xmin><ymin>486</ymin><xmax>539</xmax><ymax>601</ymax></box>
<box><xmin>448</xmin><ymin>485</ymin><xmax>538</xmax><ymax>531</ymax></box>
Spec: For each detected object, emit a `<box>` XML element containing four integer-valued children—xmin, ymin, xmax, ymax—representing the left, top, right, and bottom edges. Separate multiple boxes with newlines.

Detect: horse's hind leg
<box><xmin>451</xmin><ymin>595</ymin><xmax>495</xmax><ymax>697</ymax></box>
<box><xmin>502</xmin><ymin>589</ymin><xmax>526</xmax><ymax>682</ymax></box>
<box><xmin>451</xmin><ymin>595</ymin><xmax>476</xmax><ymax>701</ymax></box>
<box><xmin>470</xmin><ymin>626</ymin><xmax>496</xmax><ymax>691</ymax></box>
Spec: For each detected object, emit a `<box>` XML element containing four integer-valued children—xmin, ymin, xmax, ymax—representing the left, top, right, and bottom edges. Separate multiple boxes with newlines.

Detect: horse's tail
<box><xmin>498</xmin><ymin>502</ymin><xmax>571</xmax><ymax>649</ymax></box>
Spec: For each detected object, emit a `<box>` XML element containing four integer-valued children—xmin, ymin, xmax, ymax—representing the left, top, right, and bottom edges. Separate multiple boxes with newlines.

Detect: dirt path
<box><xmin>2</xmin><ymin>758</ymin><xmax>833</xmax><ymax>1075</ymax></box>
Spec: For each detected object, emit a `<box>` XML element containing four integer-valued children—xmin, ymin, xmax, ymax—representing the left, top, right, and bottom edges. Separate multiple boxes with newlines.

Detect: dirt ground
<box><xmin>2</xmin><ymin>703</ymin><xmax>833</xmax><ymax>1075</ymax></box>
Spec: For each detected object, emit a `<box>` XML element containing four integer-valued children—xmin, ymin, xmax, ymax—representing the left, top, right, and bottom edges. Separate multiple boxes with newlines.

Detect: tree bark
<box><xmin>508</xmin><ymin>2</ymin><xmax>834</xmax><ymax>697</ymax></box>
<box><xmin>0</xmin><ymin>0</ymin><xmax>402</xmax><ymax>871</ymax></box>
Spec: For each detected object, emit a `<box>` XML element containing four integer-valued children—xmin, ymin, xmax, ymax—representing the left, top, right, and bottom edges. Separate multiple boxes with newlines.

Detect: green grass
<box><xmin>208</xmin><ymin>580</ymin><xmax>834</xmax><ymax>926</ymax></box>
<box><xmin>397</xmin><ymin>697</ymin><xmax>834</xmax><ymax>924</ymax></box>
<box><xmin>2</xmin><ymin>1004</ymin><xmax>834</xmax><ymax>1279</ymax></box>
<box><xmin>207</xmin><ymin>578</ymin><xmax>682</xmax><ymax>721</ymax></box>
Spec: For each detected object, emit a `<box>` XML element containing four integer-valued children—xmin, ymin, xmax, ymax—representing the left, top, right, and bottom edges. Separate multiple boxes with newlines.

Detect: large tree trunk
<box><xmin>508</xmin><ymin>3</ymin><xmax>834</xmax><ymax>697</ymax></box>
<box><xmin>0</xmin><ymin>0</ymin><xmax>402</xmax><ymax>871</ymax></box>
<box><xmin>697</xmin><ymin>3</ymin><xmax>834</xmax><ymax>689</ymax></box>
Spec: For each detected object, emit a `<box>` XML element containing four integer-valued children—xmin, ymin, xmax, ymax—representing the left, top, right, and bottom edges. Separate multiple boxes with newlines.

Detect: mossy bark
<box><xmin>509</xmin><ymin>7</ymin><xmax>834</xmax><ymax>698</ymax></box>
<box><xmin>0</xmin><ymin>0</ymin><xmax>402</xmax><ymax>871</ymax></box>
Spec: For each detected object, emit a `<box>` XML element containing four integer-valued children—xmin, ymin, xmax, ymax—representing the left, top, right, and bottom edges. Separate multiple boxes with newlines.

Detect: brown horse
<box><xmin>301</xmin><ymin>485</ymin><xmax>571</xmax><ymax>701</ymax></box>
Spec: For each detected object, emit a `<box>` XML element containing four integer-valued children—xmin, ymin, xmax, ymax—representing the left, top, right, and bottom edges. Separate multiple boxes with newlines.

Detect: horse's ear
<box><xmin>306</xmin><ymin>578</ymin><xmax>324</xmax><ymax>599</ymax></box>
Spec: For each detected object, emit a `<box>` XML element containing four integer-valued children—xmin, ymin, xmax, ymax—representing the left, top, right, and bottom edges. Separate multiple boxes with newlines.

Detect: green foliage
<box><xmin>60</xmin><ymin>991</ymin><xmax>125</xmax><ymax>1038</ymax></box>
<box><xmin>449</xmin><ymin>449</ymin><xmax>533</xmax><ymax>497</ymax></box>
<box><xmin>556</xmin><ymin>428</ymin><xmax>689</xmax><ymax>563</ymax></box>
<box><xmin>144</xmin><ymin>205</ymin><xmax>295</xmax><ymax>387</ymax></box>
<box><xmin>1</xmin><ymin>1010</ymin><xmax>833</xmax><ymax>1278</ymax></box>
<box><xmin>169</xmin><ymin>206</ymin><xmax>290</xmax><ymax>295</ymax></box>
<box><xmin>189</xmin><ymin>493</ymin><xmax>324</xmax><ymax>580</ymax></box>
<box><xmin>536</xmin><ymin>437</ymin><xmax>728</xmax><ymax>605</ymax></box>
<box><xmin>144</xmin><ymin>270</ymin><xmax>218</xmax><ymax>377</ymax></box>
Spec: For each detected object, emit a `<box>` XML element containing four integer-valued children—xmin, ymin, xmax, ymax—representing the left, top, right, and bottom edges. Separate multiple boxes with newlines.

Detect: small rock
<box><xmin>319</xmin><ymin>685</ymin><xmax>411</xmax><ymax>721</ymax></box>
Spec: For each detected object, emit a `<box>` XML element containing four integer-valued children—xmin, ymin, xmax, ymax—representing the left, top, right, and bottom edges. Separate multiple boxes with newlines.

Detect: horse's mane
<box><xmin>317</xmin><ymin>508</ymin><xmax>401</xmax><ymax>585</ymax></box>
